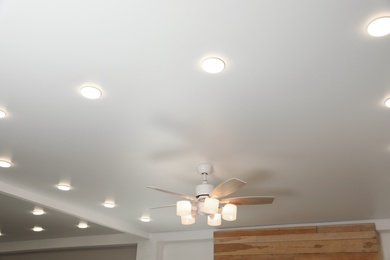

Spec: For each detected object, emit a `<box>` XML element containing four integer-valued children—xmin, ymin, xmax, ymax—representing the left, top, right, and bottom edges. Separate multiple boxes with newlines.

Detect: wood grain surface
<box><xmin>214</xmin><ymin>223</ymin><xmax>381</xmax><ymax>260</ymax></box>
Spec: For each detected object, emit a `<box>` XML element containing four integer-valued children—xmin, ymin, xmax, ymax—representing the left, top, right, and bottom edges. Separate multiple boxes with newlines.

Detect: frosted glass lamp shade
<box><xmin>222</xmin><ymin>204</ymin><xmax>237</xmax><ymax>221</ymax></box>
<box><xmin>176</xmin><ymin>201</ymin><xmax>192</xmax><ymax>216</ymax></box>
<box><xmin>204</xmin><ymin>198</ymin><xmax>219</xmax><ymax>214</ymax></box>
<box><xmin>207</xmin><ymin>214</ymin><xmax>222</xmax><ymax>226</ymax></box>
<box><xmin>181</xmin><ymin>215</ymin><xmax>195</xmax><ymax>225</ymax></box>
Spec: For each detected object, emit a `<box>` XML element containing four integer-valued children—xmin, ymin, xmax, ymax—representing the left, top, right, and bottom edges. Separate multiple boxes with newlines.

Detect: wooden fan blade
<box><xmin>148</xmin><ymin>204</ymin><xmax>176</xmax><ymax>210</ymax></box>
<box><xmin>209</xmin><ymin>178</ymin><xmax>246</xmax><ymax>199</ymax></box>
<box><xmin>146</xmin><ymin>186</ymin><xmax>196</xmax><ymax>201</ymax></box>
<box><xmin>219</xmin><ymin>196</ymin><xmax>274</xmax><ymax>205</ymax></box>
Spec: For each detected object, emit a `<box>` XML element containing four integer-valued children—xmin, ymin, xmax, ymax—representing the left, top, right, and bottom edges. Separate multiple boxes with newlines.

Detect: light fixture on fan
<box><xmin>176</xmin><ymin>198</ymin><xmax>236</xmax><ymax>226</ymax></box>
<box><xmin>147</xmin><ymin>163</ymin><xmax>274</xmax><ymax>226</ymax></box>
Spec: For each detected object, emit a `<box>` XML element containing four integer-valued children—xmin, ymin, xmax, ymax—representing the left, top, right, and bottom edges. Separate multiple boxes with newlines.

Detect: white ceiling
<box><xmin>1</xmin><ymin>0</ymin><xmax>390</xmax><ymax>243</ymax></box>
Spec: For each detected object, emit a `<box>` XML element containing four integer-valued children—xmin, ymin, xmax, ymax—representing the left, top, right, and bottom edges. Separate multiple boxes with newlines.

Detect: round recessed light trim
<box><xmin>103</xmin><ymin>201</ymin><xmax>116</xmax><ymax>208</ymax></box>
<box><xmin>367</xmin><ymin>17</ymin><xmax>390</xmax><ymax>37</ymax></box>
<box><xmin>0</xmin><ymin>160</ymin><xmax>11</xmax><ymax>168</ymax></box>
<box><xmin>57</xmin><ymin>183</ymin><xmax>71</xmax><ymax>191</ymax></box>
<box><xmin>32</xmin><ymin>226</ymin><xmax>44</xmax><ymax>232</ymax></box>
<box><xmin>80</xmin><ymin>86</ymin><xmax>102</xmax><ymax>99</ymax></box>
<box><xmin>201</xmin><ymin>57</ymin><xmax>225</xmax><ymax>73</ymax></box>
<box><xmin>0</xmin><ymin>110</ymin><xmax>6</xmax><ymax>118</ymax></box>
<box><xmin>32</xmin><ymin>207</ymin><xmax>45</xmax><ymax>215</ymax></box>
<box><xmin>139</xmin><ymin>210</ymin><xmax>151</xmax><ymax>222</ymax></box>
<box><xmin>78</xmin><ymin>220</ymin><xmax>88</xmax><ymax>229</ymax></box>
<box><xmin>385</xmin><ymin>98</ymin><xmax>390</xmax><ymax>108</ymax></box>
<box><xmin>139</xmin><ymin>215</ymin><xmax>151</xmax><ymax>222</ymax></box>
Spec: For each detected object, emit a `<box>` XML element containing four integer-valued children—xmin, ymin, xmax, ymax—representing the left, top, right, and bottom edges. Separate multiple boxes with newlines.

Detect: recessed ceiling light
<box><xmin>0</xmin><ymin>160</ymin><xmax>11</xmax><ymax>168</ymax></box>
<box><xmin>367</xmin><ymin>17</ymin><xmax>390</xmax><ymax>37</ymax></box>
<box><xmin>139</xmin><ymin>210</ymin><xmax>151</xmax><ymax>222</ymax></box>
<box><xmin>32</xmin><ymin>207</ymin><xmax>45</xmax><ymax>215</ymax></box>
<box><xmin>103</xmin><ymin>201</ymin><xmax>116</xmax><ymax>208</ymax></box>
<box><xmin>57</xmin><ymin>183</ymin><xmax>71</xmax><ymax>191</ymax></box>
<box><xmin>80</xmin><ymin>86</ymin><xmax>102</xmax><ymax>99</ymax></box>
<box><xmin>139</xmin><ymin>215</ymin><xmax>151</xmax><ymax>222</ymax></box>
<box><xmin>78</xmin><ymin>220</ymin><xmax>88</xmax><ymax>229</ymax></box>
<box><xmin>32</xmin><ymin>226</ymin><xmax>44</xmax><ymax>232</ymax></box>
<box><xmin>0</xmin><ymin>110</ymin><xmax>6</xmax><ymax>118</ymax></box>
<box><xmin>201</xmin><ymin>57</ymin><xmax>225</xmax><ymax>73</ymax></box>
<box><xmin>385</xmin><ymin>98</ymin><xmax>390</xmax><ymax>108</ymax></box>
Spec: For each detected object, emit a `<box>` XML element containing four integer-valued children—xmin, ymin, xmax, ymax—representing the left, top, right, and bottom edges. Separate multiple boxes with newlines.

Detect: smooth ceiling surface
<box><xmin>0</xmin><ymin>193</ymin><xmax>123</xmax><ymax>242</ymax></box>
<box><xmin>1</xmin><ymin>0</ymin><xmax>390</xmax><ymax>243</ymax></box>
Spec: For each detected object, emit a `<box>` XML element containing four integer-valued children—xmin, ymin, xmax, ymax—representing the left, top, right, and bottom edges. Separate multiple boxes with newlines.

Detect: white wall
<box><xmin>162</xmin><ymin>240</ymin><xmax>212</xmax><ymax>260</ymax></box>
<box><xmin>380</xmin><ymin>232</ymin><xmax>390</xmax><ymax>260</ymax></box>
<box><xmin>136</xmin><ymin>230</ymin><xmax>213</xmax><ymax>260</ymax></box>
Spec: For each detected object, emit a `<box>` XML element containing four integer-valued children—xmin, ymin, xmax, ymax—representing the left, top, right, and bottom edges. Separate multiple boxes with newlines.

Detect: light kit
<box><xmin>146</xmin><ymin>163</ymin><xmax>274</xmax><ymax>226</ymax></box>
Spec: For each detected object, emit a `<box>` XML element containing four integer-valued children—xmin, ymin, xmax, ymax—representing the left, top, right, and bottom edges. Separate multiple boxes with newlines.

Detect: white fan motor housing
<box><xmin>195</xmin><ymin>183</ymin><xmax>214</xmax><ymax>197</ymax></box>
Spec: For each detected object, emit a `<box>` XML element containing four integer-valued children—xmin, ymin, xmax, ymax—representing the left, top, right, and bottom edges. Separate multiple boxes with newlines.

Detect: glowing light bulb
<box><xmin>367</xmin><ymin>17</ymin><xmax>390</xmax><ymax>37</ymax></box>
<box><xmin>80</xmin><ymin>86</ymin><xmax>102</xmax><ymax>99</ymax></box>
<box><xmin>78</xmin><ymin>220</ymin><xmax>88</xmax><ymax>228</ymax></box>
<box><xmin>32</xmin><ymin>207</ymin><xmax>45</xmax><ymax>215</ymax></box>
<box><xmin>33</xmin><ymin>226</ymin><xmax>44</xmax><ymax>232</ymax></box>
<box><xmin>201</xmin><ymin>57</ymin><xmax>225</xmax><ymax>73</ymax></box>
<box><xmin>57</xmin><ymin>183</ymin><xmax>71</xmax><ymax>191</ymax></box>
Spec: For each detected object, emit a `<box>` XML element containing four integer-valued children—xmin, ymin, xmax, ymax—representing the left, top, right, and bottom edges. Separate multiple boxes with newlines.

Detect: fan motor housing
<box><xmin>195</xmin><ymin>183</ymin><xmax>214</xmax><ymax>197</ymax></box>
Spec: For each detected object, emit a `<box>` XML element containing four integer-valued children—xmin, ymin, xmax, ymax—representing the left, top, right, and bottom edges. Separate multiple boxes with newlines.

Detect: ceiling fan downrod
<box><xmin>195</xmin><ymin>163</ymin><xmax>214</xmax><ymax>198</ymax></box>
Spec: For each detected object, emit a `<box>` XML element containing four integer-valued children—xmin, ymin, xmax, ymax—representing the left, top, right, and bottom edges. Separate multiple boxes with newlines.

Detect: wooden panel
<box><xmin>214</xmin><ymin>223</ymin><xmax>381</xmax><ymax>260</ymax></box>
<box><xmin>215</xmin><ymin>255</ymin><xmax>295</xmax><ymax>260</ymax></box>
<box><xmin>214</xmin><ymin>226</ymin><xmax>317</xmax><ymax>238</ymax></box>
<box><xmin>215</xmin><ymin>231</ymin><xmax>377</xmax><ymax>244</ymax></box>
<box><xmin>214</xmin><ymin>253</ymin><xmax>380</xmax><ymax>260</ymax></box>
<box><xmin>295</xmin><ymin>252</ymin><xmax>380</xmax><ymax>260</ymax></box>
<box><xmin>215</xmin><ymin>236</ymin><xmax>257</xmax><ymax>244</ymax></box>
<box><xmin>215</xmin><ymin>256</ymin><xmax>243</xmax><ymax>260</ymax></box>
<box><xmin>215</xmin><ymin>253</ymin><xmax>380</xmax><ymax>260</ymax></box>
<box><xmin>215</xmin><ymin>239</ymin><xmax>378</xmax><ymax>255</ymax></box>
<box><xmin>317</xmin><ymin>223</ymin><xmax>375</xmax><ymax>233</ymax></box>
<box><xmin>243</xmin><ymin>255</ymin><xmax>295</xmax><ymax>260</ymax></box>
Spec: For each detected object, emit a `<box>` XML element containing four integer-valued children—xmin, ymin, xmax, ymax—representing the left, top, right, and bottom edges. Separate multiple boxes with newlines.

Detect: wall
<box><xmin>0</xmin><ymin>246</ymin><xmax>137</xmax><ymax>260</ymax></box>
<box><xmin>0</xmin><ymin>233</ymin><xmax>141</xmax><ymax>254</ymax></box>
<box><xmin>136</xmin><ymin>230</ymin><xmax>213</xmax><ymax>260</ymax></box>
<box><xmin>2</xmin><ymin>219</ymin><xmax>390</xmax><ymax>260</ymax></box>
<box><xmin>136</xmin><ymin>219</ymin><xmax>390</xmax><ymax>260</ymax></box>
<box><xmin>162</xmin><ymin>240</ymin><xmax>212</xmax><ymax>260</ymax></box>
<box><xmin>380</xmin><ymin>232</ymin><xmax>390</xmax><ymax>259</ymax></box>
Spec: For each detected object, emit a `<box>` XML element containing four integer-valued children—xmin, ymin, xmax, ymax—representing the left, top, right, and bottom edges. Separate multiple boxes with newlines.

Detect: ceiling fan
<box><xmin>145</xmin><ymin>163</ymin><xmax>275</xmax><ymax>226</ymax></box>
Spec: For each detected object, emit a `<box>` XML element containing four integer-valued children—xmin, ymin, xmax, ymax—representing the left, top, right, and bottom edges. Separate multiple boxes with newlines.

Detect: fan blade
<box><xmin>148</xmin><ymin>204</ymin><xmax>176</xmax><ymax>210</ymax></box>
<box><xmin>219</xmin><ymin>196</ymin><xmax>274</xmax><ymax>205</ymax></box>
<box><xmin>209</xmin><ymin>178</ymin><xmax>246</xmax><ymax>199</ymax></box>
<box><xmin>147</xmin><ymin>186</ymin><xmax>196</xmax><ymax>201</ymax></box>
